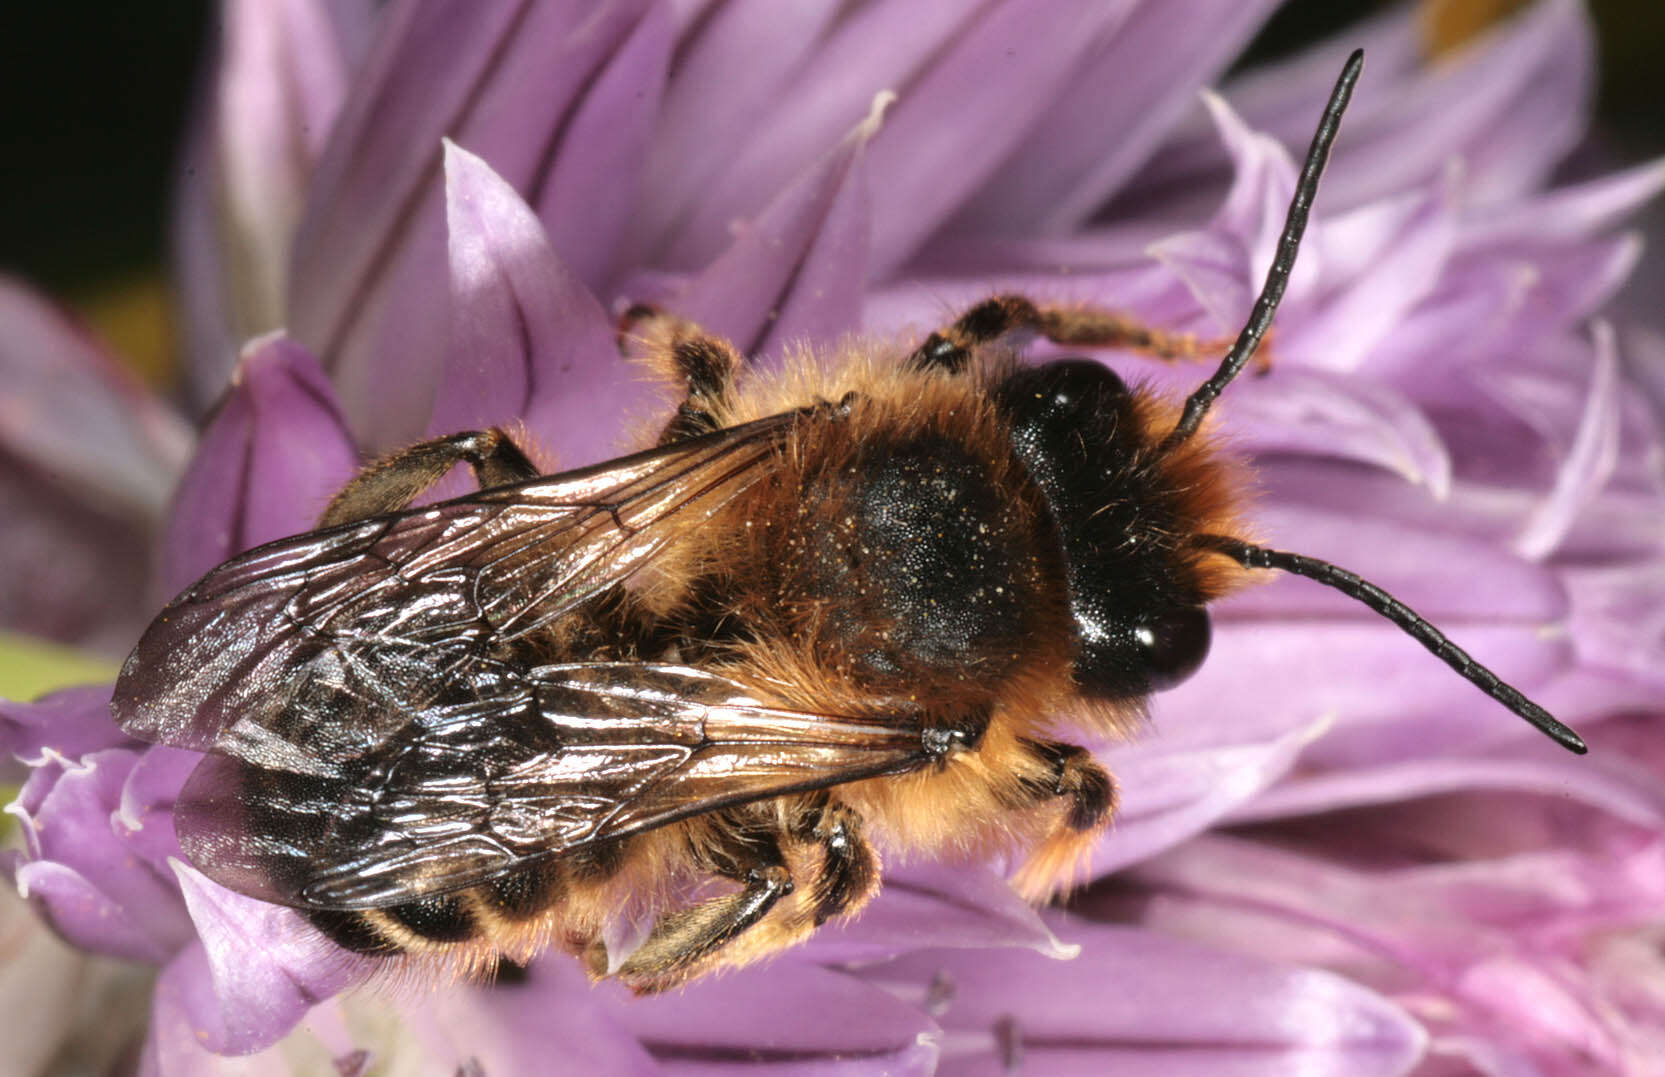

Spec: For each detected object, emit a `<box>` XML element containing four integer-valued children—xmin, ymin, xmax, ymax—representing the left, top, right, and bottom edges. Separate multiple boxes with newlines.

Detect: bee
<box><xmin>112</xmin><ymin>50</ymin><xmax>1585</xmax><ymax>993</ymax></box>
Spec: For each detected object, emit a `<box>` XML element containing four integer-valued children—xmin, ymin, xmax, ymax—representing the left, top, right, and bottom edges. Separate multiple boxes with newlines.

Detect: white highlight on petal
<box><xmin>1513</xmin><ymin>321</ymin><xmax>1621</xmax><ymax>559</ymax></box>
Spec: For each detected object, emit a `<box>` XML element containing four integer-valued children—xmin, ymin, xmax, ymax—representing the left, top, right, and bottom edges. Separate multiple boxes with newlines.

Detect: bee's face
<box><xmin>994</xmin><ymin>359</ymin><xmax>1213</xmax><ymax>700</ymax></box>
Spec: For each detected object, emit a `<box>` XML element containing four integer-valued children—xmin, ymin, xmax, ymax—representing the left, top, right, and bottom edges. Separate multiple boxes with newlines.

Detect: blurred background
<box><xmin>0</xmin><ymin>0</ymin><xmax>1661</xmax><ymax>385</ymax></box>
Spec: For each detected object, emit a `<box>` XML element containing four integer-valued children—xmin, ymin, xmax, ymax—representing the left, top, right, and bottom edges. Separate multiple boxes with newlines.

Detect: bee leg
<box><xmin>622</xmin><ymin>306</ymin><xmax>746</xmax><ymax>444</ymax></box>
<box><xmin>614</xmin><ymin>831</ymin><xmax>795</xmax><ymax>994</ymax></box>
<box><xmin>906</xmin><ymin>293</ymin><xmax>1252</xmax><ymax>375</ymax></box>
<box><xmin>1009</xmin><ymin>739</ymin><xmax>1116</xmax><ymax>901</ymax></box>
<box><xmin>317</xmin><ymin>428</ymin><xmax>541</xmax><ymax>528</ymax></box>
<box><xmin>613</xmin><ymin>802</ymin><xmax>880</xmax><ymax>993</ymax></box>
<box><xmin>793</xmin><ymin>800</ymin><xmax>881</xmax><ymax>927</ymax></box>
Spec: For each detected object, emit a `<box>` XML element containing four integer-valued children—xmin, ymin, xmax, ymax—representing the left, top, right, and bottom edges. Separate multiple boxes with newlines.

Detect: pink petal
<box><xmin>436</xmin><ymin>141</ymin><xmax>647</xmax><ymax>466</ymax></box>
<box><xmin>161</xmin><ymin>333</ymin><xmax>358</xmax><ymax>595</ymax></box>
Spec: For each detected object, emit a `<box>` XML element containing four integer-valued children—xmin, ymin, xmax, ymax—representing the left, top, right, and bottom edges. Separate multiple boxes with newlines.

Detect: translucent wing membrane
<box><xmin>173</xmin><ymin>664</ymin><xmax>925</xmax><ymax>909</ymax></box>
<box><xmin>113</xmin><ymin>412</ymin><xmax>801</xmax><ymax>762</ymax></box>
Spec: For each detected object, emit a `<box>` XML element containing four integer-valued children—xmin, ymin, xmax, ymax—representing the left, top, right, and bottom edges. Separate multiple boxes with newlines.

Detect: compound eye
<box><xmin>1133</xmin><ymin>606</ymin><xmax>1211</xmax><ymax>691</ymax></box>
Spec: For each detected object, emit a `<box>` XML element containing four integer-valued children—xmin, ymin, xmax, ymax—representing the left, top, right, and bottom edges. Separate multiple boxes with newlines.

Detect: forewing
<box><xmin>173</xmin><ymin>664</ymin><xmax>927</xmax><ymax>909</ymax></box>
<box><xmin>112</xmin><ymin>413</ymin><xmax>799</xmax><ymax>770</ymax></box>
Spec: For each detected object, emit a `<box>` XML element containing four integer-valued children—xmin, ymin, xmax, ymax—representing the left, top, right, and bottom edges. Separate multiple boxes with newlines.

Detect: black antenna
<box><xmin>1201</xmin><ymin>535</ymin><xmax>1587</xmax><ymax>754</ymax></box>
<box><xmin>1161</xmin><ymin>49</ymin><xmax>1365</xmax><ymax>453</ymax></box>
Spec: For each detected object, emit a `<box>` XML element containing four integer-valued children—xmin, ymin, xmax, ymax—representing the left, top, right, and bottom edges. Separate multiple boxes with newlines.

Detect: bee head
<box><xmin>994</xmin><ymin>358</ymin><xmax>1215</xmax><ymax>701</ymax></box>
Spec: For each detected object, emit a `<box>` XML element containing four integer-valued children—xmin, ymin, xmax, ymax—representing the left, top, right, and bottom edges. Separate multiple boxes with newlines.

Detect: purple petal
<box><xmin>0</xmin><ymin>683</ymin><xmax>130</xmax><ymax>766</ymax></box>
<box><xmin>161</xmin><ymin>333</ymin><xmax>358</xmax><ymax>595</ymax></box>
<box><xmin>1564</xmin><ymin>561</ymin><xmax>1665</xmax><ymax>684</ymax></box>
<box><xmin>141</xmin><ymin>956</ymin><xmax>657</xmax><ymax>1074</ymax></box>
<box><xmin>611</xmin><ymin>959</ymin><xmax>940</xmax><ymax>1075</ymax></box>
<box><xmin>804</xmin><ymin>861</ymin><xmax>1075</xmax><ymax>966</ymax></box>
<box><xmin>1090</xmin><ymin>718</ymin><xmax>1323</xmax><ymax>876</ymax></box>
<box><xmin>955</xmin><ymin>0</ymin><xmax>1281</xmax><ymax>234</ymax></box>
<box><xmin>1230</xmin><ymin>748</ymin><xmax>1665</xmax><ymax>829</ymax></box>
<box><xmin>1290</xmin><ymin>182</ymin><xmax>1460</xmax><ymax>374</ymax></box>
<box><xmin>0</xmin><ymin>461</ymin><xmax>157</xmax><ymax>651</ymax></box>
<box><xmin>1371</xmin><ymin>235</ymin><xmax>1639</xmax><ymax>389</ymax></box>
<box><xmin>1132</xmin><ymin>0</ymin><xmax>1593</xmax><ymax>216</ymax></box>
<box><xmin>7</xmin><ymin>749</ymin><xmax>193</xmax><ymax>962</ymax></box>
<box><xmin>1466</xmin><ymin>155</ymin><xmax>1665</xmax><ymax>246</ymax></box>
<box><xmin>436</xmin><ymin>141</ymin><xmax>647</xmax><ymax>466</ymax></box>
<box><xmin>633</xmin><ymin>0</ymin><xmax>846</xmax><ymax>267</ymax></box>
<box><xmin>1510</xmin><ymin>324</ymin><xmax>1621</xmax><ymax>558</ymax></box>
<box><xmin>1234</xmin><ymin>494</ymin><xmax>1568</xmax><ymax>624</ymax></box>
<box><xmin>1199</xmin><ymin>90</ymin><xmax>1319</xmax><ymax>308</ymax></box>
<box><xmin>170</xmin><ymin>861</ymin><xmax>361</xmax><ymax>1055</ymax></box>
<box><xmin>1105</xmin><ymin>827</ymin><xmax>1662</xmax><ymax>1072</ymax></box>
<box><xmin>530</xmin><ymin>2</ymin><xmax>670</xmax><ymax>289</ymax></box>
<box><xmin>0</xmin><ymin>880</ymin><xmax>121</xmax><ymax>1076</ymax></box>
<box><xmin>289</xmin><ymin>0</ymin><xmax>661</xmax><ymax>449</ymax></box>
<box><xmin>862</xmin><ymin>918</ymin><xmax>1424</xmax><ymax>1076</ymax></box>
<box><xmin>663</xmin><ymin>98</ymin><xmax>882</xmax><ymax>358</ymax></box>
<box><xmin>116</xmin><ymin>746</ymin><xmax>202</xmax><ymax>872</ymax></box>
<box><xmin>1139</xmin><ymin>89</ymin><xmax>1330</xmax><ymax>345</ymax></box>
<box><xmin>174</xmin><ymin>0</ymin><xmax>354</xmax><ymax>407</ymax></box>
<box><xmin>0</xmin><ymin>277</ymin><xmax>188</xmax><ymax>519</ymax></box>
<box><xmin>862</xmin><ymin>0</ymin><xmax>1147</xmax><ymax>278</ymax></box>
<box><xmin>1154</xmin><ymin>609</ymin><xmax>1572</xmax><ymax>767</ymax></box>
<box><xmin>1227</xmin><ymin>369</ymin><xmax>1452</xmax><ymax>497</ymax></box>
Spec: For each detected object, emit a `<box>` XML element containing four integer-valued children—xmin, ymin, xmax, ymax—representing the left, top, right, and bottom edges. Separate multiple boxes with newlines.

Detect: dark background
<box><xmin>1</xmin><ymin>1</ymin><xmax>1660</xmax><ymax>313</ymax></box>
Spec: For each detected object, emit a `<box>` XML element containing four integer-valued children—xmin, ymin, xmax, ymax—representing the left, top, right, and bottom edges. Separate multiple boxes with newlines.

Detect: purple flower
<box><xmin>5</xmin><ymin>0</ymin><xmax>1663</xmax><ymax>1072</ymax></box>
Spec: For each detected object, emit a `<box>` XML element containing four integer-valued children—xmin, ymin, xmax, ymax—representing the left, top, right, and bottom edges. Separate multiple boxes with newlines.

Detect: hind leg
<box><xmin>613</xmin><ymin>801</ymin><xmax>879</xmax><ymax>992</ymax></box>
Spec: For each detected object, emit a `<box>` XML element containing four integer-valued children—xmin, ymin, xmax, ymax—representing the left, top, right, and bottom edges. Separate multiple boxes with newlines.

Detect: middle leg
<box><xmin>620</xmin><ymin>306</ymin><xmax>747</xmax><ymax>445</ymax></box>
<box><xmin>318</xmin><ymin>428</ymin><xmax>540</xmax><ymax>528</ymax></box>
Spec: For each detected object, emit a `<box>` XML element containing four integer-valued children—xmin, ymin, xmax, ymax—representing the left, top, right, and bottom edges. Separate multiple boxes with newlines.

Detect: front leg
<box><xmin>318</xmin><ymin>428</ymin><xmax>540</xmax><ymax>528</ymax></box>
<box><xmin>1009</xmin><ymin>739</ymin><xmax>1116</xmax><ymax>901</ymax></box>
<box><xmin>906</xmin><ymin>293</ymin><xmax>1248</xmax><ymax>375</ymax></box>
